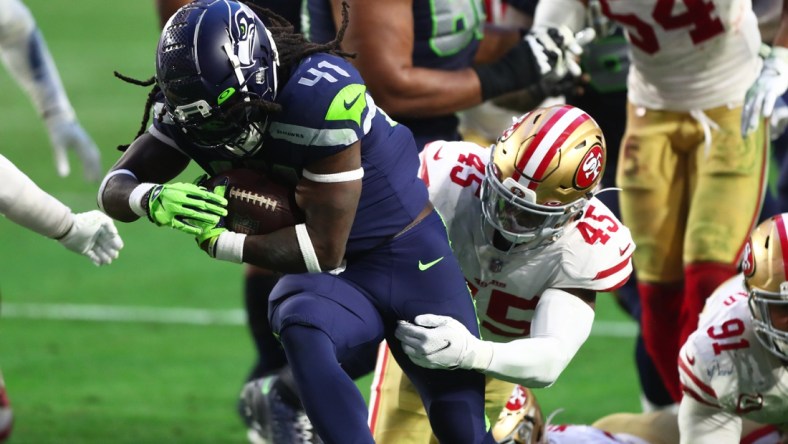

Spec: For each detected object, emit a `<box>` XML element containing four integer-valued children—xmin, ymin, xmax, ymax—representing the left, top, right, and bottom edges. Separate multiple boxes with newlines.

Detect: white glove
<box><xmin>395</xmin><ymin>314</ymin><xmax>493</xmax><ymax>371</ymax></box>
<box><xmin>58</xmin><ymin>210</ymin><xmax>124</xmax><ymax>266</ymax></box>
<box><xmin>742</xmin><ymin>46</ymin><xmax>788</xmax><ymax>137</ymax></box>
<box><xmin>46</xmin><ymin>119</ymin><xmax>103</xmax><ymax>182</ymax></box>
<box><xmin>528</xmin><ymin>26</ymin><xmax>596</xmax><ymax>81</ymax></box>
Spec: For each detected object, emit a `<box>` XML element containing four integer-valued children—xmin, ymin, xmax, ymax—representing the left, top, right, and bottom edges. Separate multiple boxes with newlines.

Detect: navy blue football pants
<box><xmin>269</xmin><ymin>210</ymin><xmax>494</xmax><ymax>444</ymax></box>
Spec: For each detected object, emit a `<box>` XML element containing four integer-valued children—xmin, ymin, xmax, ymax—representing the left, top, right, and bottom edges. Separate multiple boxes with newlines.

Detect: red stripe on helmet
<box><xmin>775</xmin><ymin>214</ymin><xmax>788</xmax><ymax>280</ymax></box>
<box><xmin>531</xmin><ymin>112</ymin><xmax>590</xmax><ymax>182</ymax></box>
<box><xmin>512</xmin><ymin>105</ymin><xmax>571</xmax><ymax>181</ymax></box>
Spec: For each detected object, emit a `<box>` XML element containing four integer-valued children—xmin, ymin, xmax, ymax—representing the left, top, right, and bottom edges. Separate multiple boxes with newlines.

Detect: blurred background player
<box><xmin>0</xmin><ymin>152</ymin><xmax>125</xmax><ymax>443</ymax></box>
<box><xmin>369</xmin><ymin>104</ymin><xmax>633</xmax><ymax>443</ymax></box>
<box><xmin>302</xmin><ymin>0</ymin><xmax>585</xmax><ymax>149</ymax></box>
<box><xmin>531</xmin><ymin>0</ymin><xmax>771</xmax><ymax>403</ymax></box>
<box><xmin>101</xmin><ymin>1</ymin><xmax>498</xmax><ymax>442</ymax></box>
<box><xmin>677</xmin><ymin>213</ymin><xmax>788</xmax><ymax>443</ymax></box>
<box><xmin>0</xmin><ymin>0</ymin><xmax>102</xmax><ymax>181</ymax></box>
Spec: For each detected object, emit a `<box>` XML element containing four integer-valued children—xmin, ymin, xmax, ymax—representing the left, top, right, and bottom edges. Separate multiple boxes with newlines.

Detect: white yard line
<box><xmin>0</xmin><ymin>302</ymin><xmax>638</xmax><ymax>337</ymax></box>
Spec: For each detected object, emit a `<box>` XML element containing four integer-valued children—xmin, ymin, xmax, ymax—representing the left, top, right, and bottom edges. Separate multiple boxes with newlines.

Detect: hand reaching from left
<box><xmin>395</xmin><ymin>314</ymin><xmax>493</xmax><ymax>371</ymax></box>
<box><xmin>57</xmin><ymin>210</ymin><xmax>124</xmax><ymax>266</ymax></box>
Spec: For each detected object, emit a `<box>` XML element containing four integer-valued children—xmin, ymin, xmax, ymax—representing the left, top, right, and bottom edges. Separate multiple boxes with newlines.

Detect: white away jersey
<box><xmin>419</xmin><ymin>141</ymin><xmax>634</xmax><ymax>343</ymax></box>
<box><xmin>678</xmin><ymin>274</ymin><xmax>788</xmax><ymax>427</ymax></box>
<box><xmin>599</xmin><ymin>0</ymin><xmax>761</xmax><ymax>110</ymax></box>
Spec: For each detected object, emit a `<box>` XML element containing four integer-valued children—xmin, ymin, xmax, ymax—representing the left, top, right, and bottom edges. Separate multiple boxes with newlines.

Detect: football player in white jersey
<box><xmin>678</xmin><ymin>213</ymin><xmax>788</xmax><ymax>443</ymax></box>
<box><xmin>0</xmin><ymin>0</ymin><xmax>102</xmax><ymax>181</ymax></box>
<box><xmin>368</xmin><ymin>104</ymin><xmax>635</xmax><ymax>443</ymax></box>
<box><xmin>531</xmin><ymin>0</ymin><xmax>771</xmax><ymax>403</ymax></box>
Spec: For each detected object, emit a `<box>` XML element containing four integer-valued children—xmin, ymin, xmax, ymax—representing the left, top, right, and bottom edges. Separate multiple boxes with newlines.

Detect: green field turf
<box><xmin>0</xmin><ymin>1</ymin><xmax>642</xmax><ymax>442</ymax></box>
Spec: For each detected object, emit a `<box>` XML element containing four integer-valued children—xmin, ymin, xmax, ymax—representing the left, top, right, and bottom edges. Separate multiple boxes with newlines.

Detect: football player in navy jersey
<box><xmin>98</xmin><ymin>1</ymin><xmax>496</xmax><ymax>443</ymax></box>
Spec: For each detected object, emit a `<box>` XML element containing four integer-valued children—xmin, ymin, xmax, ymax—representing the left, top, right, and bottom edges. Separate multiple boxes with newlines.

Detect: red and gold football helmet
<box><xmin>744</xmin><ymin>213</ymin><xmax>788</xmax><ymax>361</ymax></box>
<box><xmin>481</xmin><ymin>104</ymin><xmax>606</xmax><ymax>251</ymax></box>
<box><xmin>492</xmin><ymin>385</ymin><xmax>544</xmax><ymax>444</ymax></box>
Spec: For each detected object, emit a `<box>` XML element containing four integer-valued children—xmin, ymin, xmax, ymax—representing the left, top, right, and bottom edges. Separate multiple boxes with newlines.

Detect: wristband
<box><xmin>473</xmin><ymin>39</ymin><xmax>541</xmax><ymax>101</ymax></box>
<box><xmin>212</xmin><ymin>231</ymin><xmax>246</xmax><ymax>263</ymax></box>
<box><xmin>295</xmin><ymin>223</ymin><xmax>321</xmax><ymax>273</ymax></box>
<box><xmin>128</xmin><ymin>183</ymin><xmax>157</xmax><ymax>218</ymax></box>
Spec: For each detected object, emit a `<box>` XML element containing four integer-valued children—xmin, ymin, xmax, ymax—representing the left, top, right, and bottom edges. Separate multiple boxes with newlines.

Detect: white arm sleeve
<box><xmin>678</xmin><ymin>396</ymin><xmax>742</xmax><ymax>444</ymax></box>
<box><xmin>0</xmin><ymin>153</ymin><xmax>72</xmax><ymax>237</ymax></box>
<box><xmin>484</xmin><ymin>288</ymin><xmax>595</xmax><ymax>388</ymax></box>
<box><xmin>532</xmin><ymin>0</ymin><xmax>587</xmax><ymax>33</ymax></box>
<box><xmin>0</xmin><ymin>0</ymin><xmax>75</xmax><ymax>124</ymax></box>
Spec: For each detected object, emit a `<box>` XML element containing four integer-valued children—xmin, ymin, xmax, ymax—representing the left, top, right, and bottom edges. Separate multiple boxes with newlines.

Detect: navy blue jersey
<box><xmin>303</xmin><ymin>0</ymin><xmax>485</xmax><ymax>147</ymax></box>
<box><xmin>152</xmin><ymin>53</ymin><xmax>428</xmax><ymax>255</ymax></box>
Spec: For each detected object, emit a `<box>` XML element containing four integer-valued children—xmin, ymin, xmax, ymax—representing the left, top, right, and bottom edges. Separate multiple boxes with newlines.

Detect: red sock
<box><xmin>638</xmin><ymin>282</ymin><xmax>683</xmax><ymax>402</ymax></box>
<box><xmin>680</xmin><ymin>262</ymin><xmax>738</xmax><ymax>348</ymax></box>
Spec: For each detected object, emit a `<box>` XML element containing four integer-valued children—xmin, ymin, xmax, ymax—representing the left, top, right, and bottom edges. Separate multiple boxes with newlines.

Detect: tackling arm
<box><xmin>0</xmin><ymin>152</ymin><xmax>72</xmax><ymax>237</ymax></box>
<box><xmin>0</xmin><ymin>153</ymin><xmax>123</xmax><ymax>266</ymax></box>
<box><xmin>483</xmin><ymin>288</ymin><xmax>595</xmax><ymax>387</ymax></box>
<box><xmin>396</xmin><ymin>288</ymin><xmax>595</xmax><ymax>387</ymax></box>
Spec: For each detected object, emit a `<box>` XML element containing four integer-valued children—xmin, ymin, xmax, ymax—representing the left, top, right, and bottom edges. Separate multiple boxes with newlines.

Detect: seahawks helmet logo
<box><xmin>231</xmin><ymin>7</ymin><xmax>258</xmax><ymax>68</ymax></box>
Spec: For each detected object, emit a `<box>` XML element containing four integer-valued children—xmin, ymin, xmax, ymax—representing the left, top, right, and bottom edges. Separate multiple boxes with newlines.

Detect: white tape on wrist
<box><xmin>128</xmin><ymin>183</ymin><xmax>157</xmax><ymax>218</ymax></box>
<box><xmin>302</xmin><ymin>167</ymin><xmax>364</xmax><ymax>183</ymax></box>
<box><xmin>295</xmin><ymin>223</ymin><xmax>321</xmax><ymax>273</ymax></box>
<box><xmin>213</xmin><ymin>231</ymin><xmax>246</xmax><ymax>263</ymax></box>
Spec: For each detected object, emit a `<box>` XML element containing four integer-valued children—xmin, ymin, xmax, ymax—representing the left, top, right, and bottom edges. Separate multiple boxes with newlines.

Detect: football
<box><xmin>204</xmin><ymin>168</ymin><xmax>304</xmax><ymax>235</ymax></box>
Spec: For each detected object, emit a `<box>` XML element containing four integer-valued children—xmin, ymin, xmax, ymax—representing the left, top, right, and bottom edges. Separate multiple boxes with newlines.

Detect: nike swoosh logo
<box><xmin>344</xmin><ymin>92</ymin><xmax>362</xmax><ymax>110</ymax></box>
<box><xmin>686</xmin><ymin>353</ymin><xmax>696</xmax><ymax>366</ymax></box>
<box><xmin>433</xmin><ymin>146</ymin><xmax>443</xmax><ymax>161</ymax></box>
<box><xmin>619</xmin><ymin>243</ymin><xmax>632</xmax><ymax>256</ymax></box>
<box><xmin>418</xmin><ymin>257</ymin><xmax>444</xmax><ymax>271</ymax></box>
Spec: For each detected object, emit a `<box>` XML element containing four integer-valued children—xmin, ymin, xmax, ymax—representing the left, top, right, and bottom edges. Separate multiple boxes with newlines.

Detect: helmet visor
<box><xmin>480</xmin><ymin>163</ymin><xmax>577</xmax><ymax>242</ymax></box>
<box><xmin>748</xmin><ymin>289</ymin><xmax>788</xmax><ymax>361</ymax></box>
<box><xmin>170</xmin><ymin>95</ymin><xmax>267</xmax><ymax>157</ymax></box>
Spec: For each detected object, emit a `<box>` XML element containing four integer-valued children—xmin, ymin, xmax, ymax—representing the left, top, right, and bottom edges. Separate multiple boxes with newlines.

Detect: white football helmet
<box><xmin>480</xmin><ymin>104</ymin><xmax>606</xmax><ymax>251</ymax></box>
<box><xmin>744</xmin><ymin>213</ymin><xmax>788</xmax><ymax>361</ymax></box>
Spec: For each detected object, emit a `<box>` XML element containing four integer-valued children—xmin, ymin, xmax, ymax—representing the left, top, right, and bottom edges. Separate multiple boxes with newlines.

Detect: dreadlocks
<box><xmin>115</xmin><ymin>0</ymin><xmax>353</xmax><ymax>152</ymax></box>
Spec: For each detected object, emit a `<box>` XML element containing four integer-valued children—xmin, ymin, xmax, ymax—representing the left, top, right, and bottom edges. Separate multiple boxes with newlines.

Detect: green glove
<box><xmin>193</xmin><ymin>182</ymin><xmax>229</xmax><ymax>253</ymax></box>
<box><xmin>147</xmin><ymin>182</ymin><xmax>228</xmax><ymax>236</ymax></box>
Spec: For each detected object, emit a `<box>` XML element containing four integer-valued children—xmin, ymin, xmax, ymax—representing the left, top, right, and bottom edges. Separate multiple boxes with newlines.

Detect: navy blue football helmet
<box><xmin>156</xmin><ymin>0</ymin><xmax>279</xmax><ymax>157</ymax></box>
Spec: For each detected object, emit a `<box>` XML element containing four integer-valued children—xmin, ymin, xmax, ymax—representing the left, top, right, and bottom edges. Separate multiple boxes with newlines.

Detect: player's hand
<box><xmin>58</xmin><ymin>210</ymin><xmax>124</xmax><ymax>266</ymax></box>
<box><xmin>147</xmin><ymin>182</ymin><xmax>228</xmax><ymax>236</ymax></box>
<box><xmin>395</xmin><ymin>314</ymin><xmax>493</xmax><ymax>371</ymax></box>
<box><xmin>742</xmin><ymin>46</ymin><xmax>788</xmax><ymax>137</ymax></box>
<box><xmin>527</xmin><ymin>26</ymin><xmax>596</xmax><ymax>81</ymax></box>
<box><xmin>192</xmin><ymin>182</ymin><xmax>229</xmax><ymax>254</ymax></box>
<box><xmin>46</xmin><ymin>119</ymin><xmax>103</xmax><ymax>182</ymax></box>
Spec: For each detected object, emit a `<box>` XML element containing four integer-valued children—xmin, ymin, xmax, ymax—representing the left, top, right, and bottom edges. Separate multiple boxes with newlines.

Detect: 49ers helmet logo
<box><xmin>741</xmin><ymin>240</ymin><xmax>755</xmax><ymax>277</ymax></box>
<box><xmin>574</xmin><ymin>144</ymin><xmax>604</xmax><ymax>189</ymax></box>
